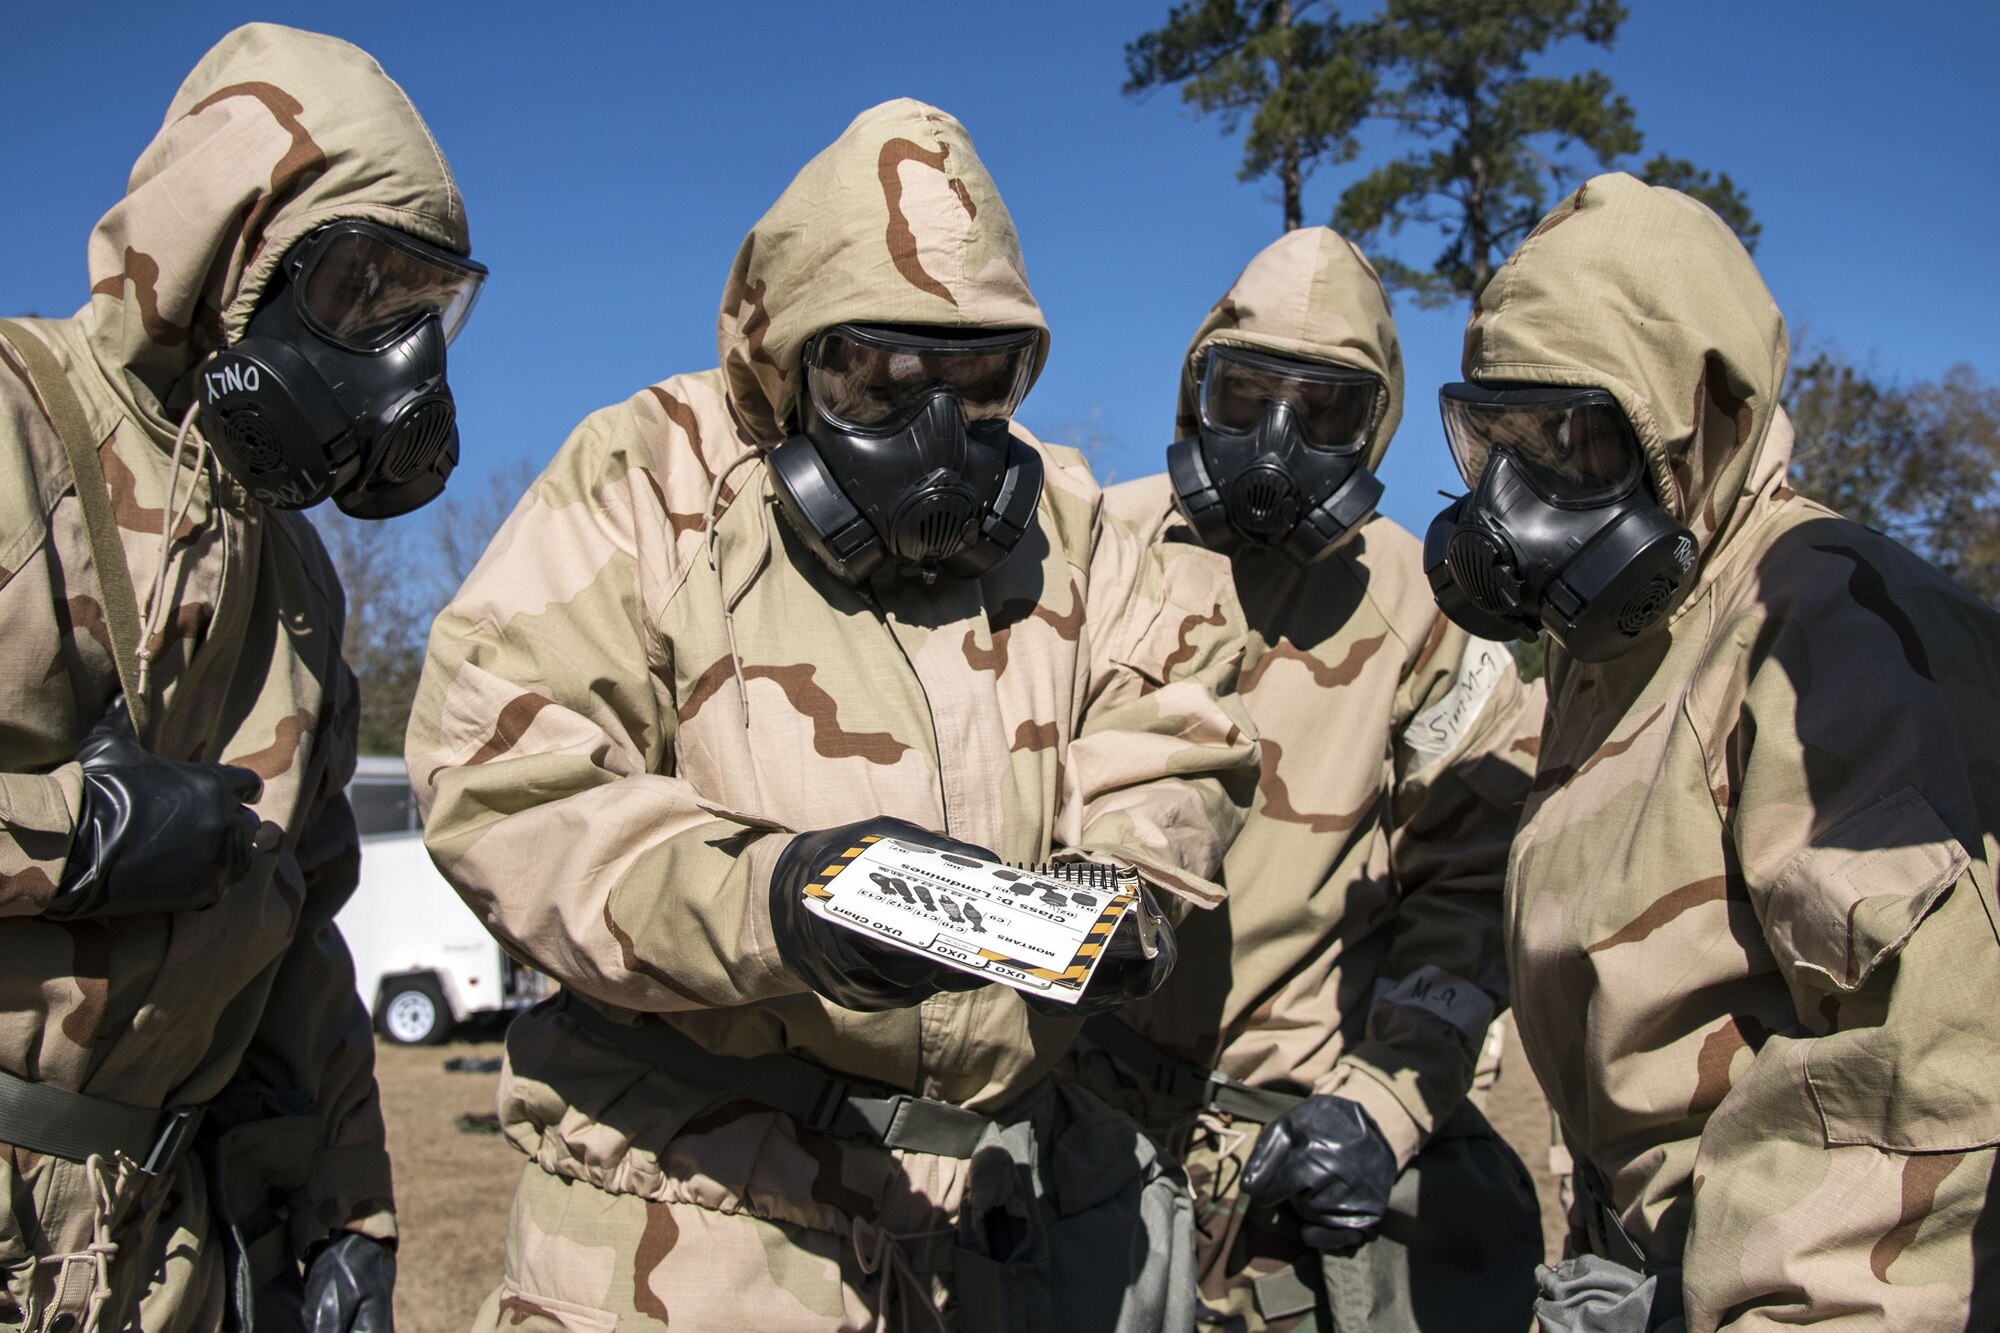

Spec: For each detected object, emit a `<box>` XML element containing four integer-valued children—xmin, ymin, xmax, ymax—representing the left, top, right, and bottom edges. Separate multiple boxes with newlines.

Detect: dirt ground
<box><xmin>378</xmin><ymin>1013</ymin><xmax>1568</xmax><ymax>1332</ymax></box>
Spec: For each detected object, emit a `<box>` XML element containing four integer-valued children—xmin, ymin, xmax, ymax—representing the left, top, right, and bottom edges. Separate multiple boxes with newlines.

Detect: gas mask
<box><xmin>195</xmin><ymin>220</ymin><xmax>486</xmax><ymax>518</ymax></box>
<box><xmin>1167</xmin><ymin>344</ymin><xmax>1385</xmax><ymax>564</ymax></box>
<box><xmin>1422</xmin><ymin>382</ymin><xmax>1697</xmax><ymax>663</ymax></box>
<box><xmin>769</xmin><ymin>323</ymin><xmax>1045</xmax><ymax>586</ymax></box>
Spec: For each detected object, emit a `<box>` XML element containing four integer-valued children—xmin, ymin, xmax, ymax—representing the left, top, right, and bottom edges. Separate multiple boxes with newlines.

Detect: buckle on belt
<box><xmin>141</xmin><ymin>1107</ymin><xmax>205</xmax><ymax>1176</ymax></box>
<box><xmin>803</xmin><ymin>1077</ymin><xmax>854</xmax><ymax>1137</ymax></box>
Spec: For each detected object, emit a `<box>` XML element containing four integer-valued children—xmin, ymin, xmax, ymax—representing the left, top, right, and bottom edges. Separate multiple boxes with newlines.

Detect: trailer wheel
<box><xmin>378</xmin><ymin>974</ymin><xmax>451</xmax><ymax>1045</ymax></box>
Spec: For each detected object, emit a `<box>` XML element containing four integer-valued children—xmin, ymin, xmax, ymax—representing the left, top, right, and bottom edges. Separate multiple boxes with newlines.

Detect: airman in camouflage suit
<box><xmin>1463</xmin><ymin>174</ymin><xmax>2000</xmax><ymax>1330</ymax></box>
<box><xmin>0</xmin><ymin>24</ymin><xmax>474</xmax><ymax>1332</ymax></box>
<box><xmin>1071</xmin><ymin>228</ymin><xmax>1546</xmax><ymax>1330</ymax></box>
<box><xmin>407</xmin><ymin>99</ymin><xmax>1257</xmax><ymax>1332</ymax></box>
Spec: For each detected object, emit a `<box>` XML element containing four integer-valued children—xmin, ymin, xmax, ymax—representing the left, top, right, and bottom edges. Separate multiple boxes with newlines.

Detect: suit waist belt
<box><xmin>555</xmin><ymin>993</ymin><xmax>1006</xmax><ymax>1159</ymax></box>
<box><xmin>1079</xmin><ymin>1014</ymin><xmax>1306</xmax><ymax>1123</ymax></box>
<box><xmin>0</xmin><ymin>1066</ymin><xmax>204</xmax><ymax>1174</ymax></box>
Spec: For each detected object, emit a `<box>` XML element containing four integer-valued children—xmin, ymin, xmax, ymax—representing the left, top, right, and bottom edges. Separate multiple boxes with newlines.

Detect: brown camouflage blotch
<box><xmin>89</xmin><ymin>248</ymin><xmax>185</xmax><ymax>347</ymax></box>
<box><xmin>966</xmin><ymin>583</ymin><xmax>1086</xmax><ymax>677</ymax></box>
<box><xmin>645</xmin><ymin>386</ymin><xmax>711</xmax><ymax>478</ymax></box>
<box><xmin>1687</xmin><ymin>1013</ymin><xmax>1770</xmax><ymax>1116</ymax></box>
<box><xmin>0</xmin><ymin>866</ymin><xmax>56</xmax><ymax>904</ymax></box>
<box><xmin>600</xmin><ymin>899</ymin><xmax>707</xmax><ymax>1007</ymax></box>
<box><xmin>187</xmin><ymin>81</ymin><xmax>328</xmax><ymax>260</ymax></box>
<box><xmin>877</xmin><ymin>137</ymin><xmax>958</xmax><ymax>306</ymax></box>
<box><xmin>100</xmin><ymin>437</ymin><xmax>198</xmax><ymax>542</ymax></box>
<box><xmin>638</xmin><ymin>464</ymin><xmax>712</xmax><ymax>539</ymax></box>
<box><xmin>57</xmin><ymin>920</ymin><xmax>113</xmax><ymax>1050</ymax></box>
<box><xmin>631</xmin><ymin>1198</ymin><xmax>678</xmax><ymax>1322</ymax></box>
<box><xmin>1814</xmin><ymin>544</ymin><xmax>1935</xmax><ymax>682</ymax></box>
<box><xmin>144</xmin><ymin>601</ymin><xmax>212</xmax><ymax>660</ymax></box>
<box><xmin>722</xmin><ymin>234</ymin><xmax>779</xmax><ymax>370</ymax></box>
<box><xmin>677</xmin><ymin>655</ymin><xmax>736</xmax><ymax>724</ymax></box>
<box><xmin>1257</xmin><ymin>739</ymin><xmax>1372</xmax><ymax>834</ymax></box>
<box><xmin>1239</xmin><ymin>632</ymin><xmax>1387</xmax><ymax>695</ymax></box>
<box><xmin>746</xmin><ymin>665</ymin><xmax>911</xmax><ymax>764</ymax></box>
<box><xmin>3</xmin><ymin>1144</ymin><xmax>42</xmax><ymax>1174</ymax></box>
<box><xmin>1161</xmin><ymin>607</ymin><xmax>1226</xmax><ymax>679</ymax></box>
<box><xmin>227</xmin><ymin>706</ymin><xmax>315</xmax><ymax>780</ymax></box>
<box><xmin>1584</xmin><ymin>874</ymin><xmax>1744</xmax><ymax>955</ymax></box>
<box><xmin>1010</xmin><ymin>719</ymin><xmax>1058</xmax><ymax>753</ymax></box>
<box><xmin>496</xmin><ymin>1294</ymin><xmax>563</xmax><ymax>1328</ymax></box>
<box><xmin>1531</xmin><ymin>703</ymin><xmax>1669</xmax><ymax>794</ymax></box>
<box><xmin>56</xmin><ymin>594</ymin><xmax>114</xmax><ymax>675</ymax></box>
<box><xmin>793</xmin><ymin>1115</ymin><xmax>880</xmax><ymax>1220</ymax></box>
<box><xmin>947</xmin><ymin>178</ymin><xmax>977</xmax><ymax>219</ymax></box>
<box><xmin>1511</xmin><ymin>734</ymin><xmax>1541</xmax><ymax>757</ymax></box>
<box><xmin>469</xmin><ymin>693</ymin><xmax>557</xmax><ymax>766</ymax></box>
<box><xmin>1869</xmin><ymin>1152</ymin><xmax>1967</xmax><ymax>1281</ymax></box>
<box><xmin>1525</xmin><ymin>181</ymin><xmax>1590</xmax><ymax>241</ymax></box>
<box><xmin>962</xmin><ymin>627</ymin><xmax>1006</xmax><ymax>675</ymax></box>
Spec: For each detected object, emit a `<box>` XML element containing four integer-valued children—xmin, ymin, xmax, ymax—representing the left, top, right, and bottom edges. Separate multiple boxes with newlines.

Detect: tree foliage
<box><xmin>1786</xmin><ymin>342</ymin><xmax>2000</xmax><ymax>606</ymax></box>
<box><xmin>1125</xmin><ymin>0</ymin><xmax>1368</xmax><ymax>231</ymax></box>
<box><xmin>313</xmin><ymin>460</ymin><xmax>537</xmax><ymax>754</ymax></box>
<box><xmin>1127</xmin><ymin>0</ymin><xmax>1758</xmax><ymax>304</ymax></box>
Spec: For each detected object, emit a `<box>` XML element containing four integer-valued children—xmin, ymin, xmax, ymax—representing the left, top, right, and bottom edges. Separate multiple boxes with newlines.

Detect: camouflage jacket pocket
<box><xmin>1764</xmin><ymin>786</ymin><xmax>1968</xmax><ymax>994</ymax></box>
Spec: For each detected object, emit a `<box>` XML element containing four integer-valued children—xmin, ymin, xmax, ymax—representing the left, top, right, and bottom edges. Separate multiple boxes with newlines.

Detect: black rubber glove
<box><xmin>769</xmin><ymin>817</ymin><xmax>994</xmax><ymax>1012</ymax></box>
<box><xmin>48</xmin><ymin>698</ymin><xmax>267</xmax><ymax>920</ymax></box>
<box><xmin>1242</xmin><ymin>1094</ymin><xmax>1398</xmax><ymax>1252</ymax></box>
<box><xmin>303</xmin><ymin>1233</ymin><xmax>395</xmax><ymax>1333</ymax></box>
<box><xmin>1025</xmin><ymin>880</ymin><xmax>1178</xmax><ymax>1018</ymax></box>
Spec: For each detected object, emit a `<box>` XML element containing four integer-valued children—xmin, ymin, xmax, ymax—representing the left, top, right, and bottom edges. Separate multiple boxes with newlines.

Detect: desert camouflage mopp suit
<box><xmin>1490</xmin><ymin>174</ymin><xmax>2000</xmax><ymax>1329</ymax></box>
<box><xmin>1072</xmin><ymin>227</ymin><xmax>1545</xmax><ymax>1331</ymax></box>
<box><xmin>408</xmin><ymin>98</ymin><xmax>1258</xmax><ymax>1332</ymax></box>
<box><xmin>0</xmin><ymin>24</ymin><xmax>471</xmax><ymax>1332</ymax></box>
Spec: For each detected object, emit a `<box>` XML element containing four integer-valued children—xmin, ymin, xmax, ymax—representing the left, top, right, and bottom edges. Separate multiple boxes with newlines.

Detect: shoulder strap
<box><xmin>0</xmin><ymin>319</ymin><xmax>151</xmax><ymax>739</ymax></box>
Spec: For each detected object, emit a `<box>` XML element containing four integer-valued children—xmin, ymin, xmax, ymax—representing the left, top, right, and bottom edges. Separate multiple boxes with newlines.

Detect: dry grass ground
<box><xmin>377</xmin><ymin>1014</ymin><xmax>1570</xmax><ymax>1331</ymax></box>
<box><xmin>376</xmin><ymin>1034</ymin><xmax>517</xmax><ymax>1333</ymax></box>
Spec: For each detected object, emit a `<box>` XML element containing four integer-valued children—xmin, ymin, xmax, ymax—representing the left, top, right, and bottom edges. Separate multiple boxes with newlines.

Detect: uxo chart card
<box><xmin>800</xmin><ymin>835</ymin><xmax>1136</xmax><ymax>1005</ymax></box>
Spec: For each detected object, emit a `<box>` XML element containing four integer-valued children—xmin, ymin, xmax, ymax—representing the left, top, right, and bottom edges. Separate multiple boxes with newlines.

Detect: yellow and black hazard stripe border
<box><xmin>972</xmin><ymin>890</ymin><xmax>1137</xmax><ymax>986</ymax></box>
<box><xmin>803</xmin><ymin>834</ymin><xmax>881</xmax><ymax>901</ymax></box>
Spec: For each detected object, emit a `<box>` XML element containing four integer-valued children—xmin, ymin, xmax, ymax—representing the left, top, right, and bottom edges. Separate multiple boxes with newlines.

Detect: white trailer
<box><xmin>338</xmin><ymin>755</ymin><xmax>547</xmax><ymax>1044</ymax></box>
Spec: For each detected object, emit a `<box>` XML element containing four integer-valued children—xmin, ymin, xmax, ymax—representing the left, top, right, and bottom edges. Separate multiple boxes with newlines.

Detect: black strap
<box><xmin>1079</xmin><ymin>1014</ymin><xmax>1306</xmax><ymax>1124</ymax></box>
<box><xmin>1573</xmin><ymin>1154</ymin><xmax>1658</xmax><ymax>1273</ymax></box>
<box><xmin>0</xmin><ymin>1066</ymin><xmax>203</xmax><ymax>1174</ymax></box>
<box><xmin>556</xmin><ymin>995</ymin><xmax>999</xmax><ymax>1158</ymax></box>
<box><xmin>0</xmin><ymin>320</ymin><xmax>153</xmax><ymax>740</ymax></box>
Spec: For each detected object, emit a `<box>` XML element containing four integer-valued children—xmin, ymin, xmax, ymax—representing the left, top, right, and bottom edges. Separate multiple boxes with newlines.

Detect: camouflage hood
<box><xmin>1464</xmin><ymin>172</ymin><xmax>1789</xmax><ymax>570</ymax></box>
<box><xmin>83</xmin><ymin>22</ymin><xmax>470</xmax><ymax>437</ymax></box>
<box><xmin>716</xmin><ymin>98</ymin><xmax>1049</xmax><ymax>445</ymax></box>
<box><xmin>1174</xmin><ymin>226</ymin><xmax>1404</xmax><ymax>472</ymax></box>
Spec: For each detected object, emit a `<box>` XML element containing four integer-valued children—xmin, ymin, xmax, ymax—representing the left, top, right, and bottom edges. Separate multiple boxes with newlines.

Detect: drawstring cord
<box><xmin>133</xmin><ymin>403</ymin><xmax>209</xmax><ymax>706</ymax></box>
<box><xmin>35</xmin><ymin>1154</ymin><xmax>125</xmax><ymax>1333</ymax></box>
<box><xmin>850</xmin><ymin>1219</ymin><xmax>951</xmax><ymax>1333</ymax></box>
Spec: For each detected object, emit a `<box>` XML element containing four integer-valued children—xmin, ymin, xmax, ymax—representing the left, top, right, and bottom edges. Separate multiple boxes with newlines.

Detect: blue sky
<box><xmin>7</xmin><ymin>1</ymin><xmax>1996</xmax><ymax>537</ymax></box>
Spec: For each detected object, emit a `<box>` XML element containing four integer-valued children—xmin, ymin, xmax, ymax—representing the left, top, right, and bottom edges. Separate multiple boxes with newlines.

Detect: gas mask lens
<box><xmin>1439</xmin><ymin>382</ymin><xmax>1641</xmax><ymax>505</ymax></box>
<box><xmin>1199</xmin><ymin>345</ymin><xmax>1380</xmax><ymax>452</ymax></box>
<box><xmin>804</xmin><ymin>325</ymin><xmax>1041</xmax><ymax>432</ymax></box>
<box><xmin>293</xmin><ymin>221</ymin><xmax>487</xmax><ymax>351</ymax></box>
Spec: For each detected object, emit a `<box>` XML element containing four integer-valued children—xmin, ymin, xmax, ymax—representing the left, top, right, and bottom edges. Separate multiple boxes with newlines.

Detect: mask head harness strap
<box><xmin>1168</xmin><ymin>344</ymin><xmax>1385</xmax><ymax>565</ymax></box>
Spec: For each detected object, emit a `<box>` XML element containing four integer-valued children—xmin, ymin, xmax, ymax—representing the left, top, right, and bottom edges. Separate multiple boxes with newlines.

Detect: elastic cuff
<box><xmin>1319</xmin><ymin>1064</ymin><xmax>1425</xmax><ymax>1171</ymax></box>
